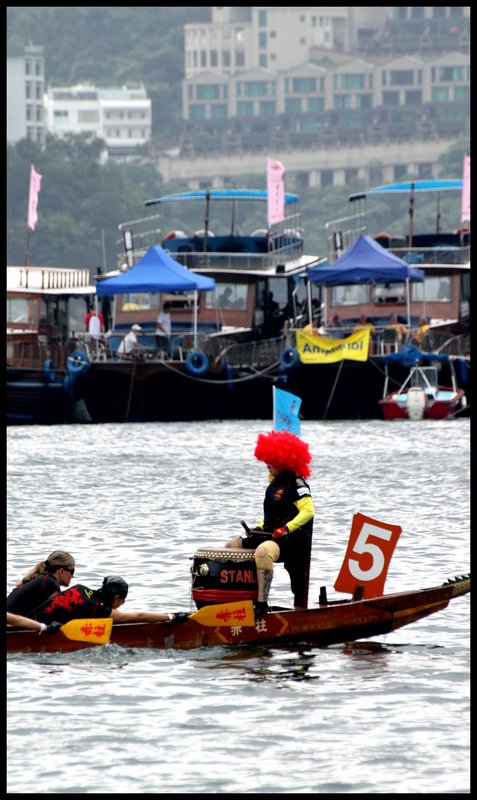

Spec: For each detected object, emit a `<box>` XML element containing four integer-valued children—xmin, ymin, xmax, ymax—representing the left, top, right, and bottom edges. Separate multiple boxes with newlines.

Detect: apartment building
<box><xmin>180</xmin><ymin>7</ymin><xmax>470</xmax><ymax>154</ymax></box>
<box><xmin>43</xmin><ymin>82</ymin><xmax>152</xmax><ymax>157</ymax></box>
<box><xmin>7</xmin><ymin>43</ymin><xmax>46</xmax><ymax>145</ymax></box>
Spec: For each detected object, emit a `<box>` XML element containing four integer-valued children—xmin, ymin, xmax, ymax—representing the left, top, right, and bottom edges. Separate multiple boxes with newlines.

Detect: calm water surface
<box><xmin>7</xmin><ymin>420</ymin><xmax>470</xmax><ymax>794</ymax></box>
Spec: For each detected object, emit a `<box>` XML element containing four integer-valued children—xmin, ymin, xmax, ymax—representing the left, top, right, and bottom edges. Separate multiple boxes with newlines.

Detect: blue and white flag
<box><xmin>273</xmin><ymin>386</ymin><xmax>302</xmax><ymax>436</ymax></box>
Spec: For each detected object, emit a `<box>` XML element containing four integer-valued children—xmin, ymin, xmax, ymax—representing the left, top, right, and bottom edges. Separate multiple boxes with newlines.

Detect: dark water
<box><xmin>7</xmin><ymin>420</ymin><xmax>470</xmax><ymax>793</ymax></box>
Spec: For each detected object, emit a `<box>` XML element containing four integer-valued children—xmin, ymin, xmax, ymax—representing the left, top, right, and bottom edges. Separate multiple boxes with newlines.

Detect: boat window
<box><xmin>331</xmin><ymin>285</ymin><xmax>369</xmax><ymax>305</ymax></box>
<box><xmin>7</xmin><ymin>297</ymin><xmax>30</xmax><ymax>324</ymax></box>
<box><xmin>212</xmin><ymin>283</ymin><xmax>247</xmax><ymax>310</ymax></box>
<box><xmin>373</xmin><ymin>282</ymin><xmax>406</xmax><ymax>304</ymax></box>
<box><xmin>412</xmin><ymin>276</ymin><xmax>452</xmax><ymax>302</ymax></box>
<box><xmin>120</xmin><ymin>292</ymin><xmax>160</xmax><ymax>311</ymax></box>
<box><xmin>68</xmin><ymin>297</ymin><xmax>89</xmax><ymax>333</ymax></box>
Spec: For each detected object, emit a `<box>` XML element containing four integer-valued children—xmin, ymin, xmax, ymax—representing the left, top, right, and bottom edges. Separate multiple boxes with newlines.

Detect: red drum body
<box><xmin>191</xmin><ymin>548</ymin><xmax>257</xmax><ymax>609</ymax></box>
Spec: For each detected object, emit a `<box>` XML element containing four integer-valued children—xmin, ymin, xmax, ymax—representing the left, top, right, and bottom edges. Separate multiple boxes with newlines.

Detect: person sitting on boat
<box><xmin>412</xmin><ymin>316</ymin><xmax>429</xmax><ymax>347</ymax></box>
<box><xmin>353</xmin><ymin>315</ymin><xmax>377</xmax><ymax>354</ymax></box>
<box><xmin>386</xmin><ymin>313</ymin><xmax>408</xmax><ymax>352</ymax></box>
<box><xmin>6</xmin><ymin>550</ymin><xmax>76</xmax><ymax>617</ymax></box>
<box><xmin>225</xmin><ymin>430</ymin><xmax>314</xmax><ymax>616</ymax></box>
<box><xmin>117</xmin><ymin>323</ymin><xmax>147</xmax><ymax>359</ymax></box>
<box><xmin>29</xmin><ymin>575</ymin><xmax>189</xmax><ymax>626</ymax></box>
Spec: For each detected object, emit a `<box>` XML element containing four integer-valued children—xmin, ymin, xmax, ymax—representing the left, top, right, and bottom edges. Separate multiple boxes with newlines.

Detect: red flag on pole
<box><xmin>27</xmin><ymin>165</ymin><xmax>42</xmax><ymax>231</ymax></box>
<box><xmin>461</xmin><ymin>154</ymin><xmax>470</xmax><ymax>223</ymax></box>
<box><xmin>266</xmin><ymin>158</ymin><xmax>285</xmax><ymax>227</ymax></box>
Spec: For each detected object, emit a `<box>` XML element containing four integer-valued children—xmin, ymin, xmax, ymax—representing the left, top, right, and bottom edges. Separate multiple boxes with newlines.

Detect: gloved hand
<box><xmin>171</xmin><ymin>612</ymin><xmax>190</xmax><ymax>624</ymax></box>
<box><xmin>44</xmin><ymin>620</ymin><xmax>63</xmax><ymax>634</ymax></box>
<box><xmin>273</xmin><ymin>526</ymin><xmax>288</xmax><ymax>539</ymax></box>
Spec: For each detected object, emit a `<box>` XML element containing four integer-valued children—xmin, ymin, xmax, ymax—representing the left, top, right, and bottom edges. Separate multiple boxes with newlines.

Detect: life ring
<box><xmin>67</xmin><ymin>350</ymin><xmax>91</xmax><ymax>377</ymax></box>
<box><xmin>279</xmin><ymin>347</ymin><xmax>300</xmax><ymax>370</ymax></box>
<box><xmin>186</xmin><ymin>351</ymin><xmax>209</xmax><ymax>376</ymax></box>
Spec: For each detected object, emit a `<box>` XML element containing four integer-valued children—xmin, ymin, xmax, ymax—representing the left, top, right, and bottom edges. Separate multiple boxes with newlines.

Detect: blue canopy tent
<box><xmin>307</xmin><ymin>234</ymin><xmax>424</xmax><ymax>328</ymax></box>
<box><xmin>96</xmin><ymin>245</ymin><xmax>216</xmax><ymax>349</ymax></box>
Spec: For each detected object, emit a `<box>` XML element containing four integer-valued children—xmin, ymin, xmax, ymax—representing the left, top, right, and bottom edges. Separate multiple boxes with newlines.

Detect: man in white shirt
<box><xmin>117</xmin><ymin>324</ymin><xmax>145</xmax><ymax>358</ymax></box>
<box><xmin>156</xmin><ymin>302</ymin><xmax>172</xmax><ymax>336</ymax></box>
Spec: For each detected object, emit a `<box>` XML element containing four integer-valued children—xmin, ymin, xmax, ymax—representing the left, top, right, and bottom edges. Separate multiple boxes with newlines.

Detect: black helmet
<box><xmin>100</xmin><ymin>575</ymin><xmax>128</xmax><ymax>601</ymax></box>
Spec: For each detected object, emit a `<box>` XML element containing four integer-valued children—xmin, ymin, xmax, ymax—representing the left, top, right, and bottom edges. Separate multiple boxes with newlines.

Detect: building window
<box><xmin>197</xmin><ymin>84</ymin><xmax>221</xmax><ymax>100</ymax></box>
<box><xmin>211</xmin><ymin>104</ymin><xmax>227</xmax><ymax>119</ymax></box>
<box><xmin>292</xmin><ymin>77</ymin><xmax>316</xmax><ymax>93</ymax></box>
<box><xmin>389</xmin><ymin>70</ymin><xmax>415</xmax><ymax>87</ymax></box>
<box><xmin>405</xmin><ymin>90</ymin><xmax>422</xmax><ymax>104</ymax></box>
<box><xmin>432</xmin><ymin>87</ymin><xmax>449</xmax><ymax>102</ymax></box>
<box><xmin>383</xmin><ymin>91</ymin><xmax>400</xmax><ymax>105</ymax></box>
<box><xmin>189</xmin><ymin>105</ymin><xmax>206</xmax><ymax>119</ymax></box>
<box><xmin>259</xmin><ymin>31</ymin><xmax>267</xmax><ymax>48</ymax></box>
<box><xmin>222</xmin><ymin>50</ymin><xmax>231</xmax><ymax>67</ymax></box>
<box><xmin>259</xmin><ymin>101</ymin><xmax>276</xmax><ymax>115</ymax></box>
<box><xmin>258</xmin><ymin>9</ymin><xmax>267</xmax><ymax>26</ymax></box>
<box><xmin>285</xmin><ymin>97</ymin><xmax>302</xmax><ymax>113</ymax></box>
<box><xmin>307</xmin><ymin>97</ymin><xmax>324</xmax><ymax>112</ymax></box>
<box><xmin>259</xmin><ymin>54</ymin><xmax>268</xmax><ymax>68</ymax></box>
<box><xmin>235</xmin><ymin>50</ymin><xmax>245</xmax><ymax>67</ymax></box>
<box><xmin>237</xmin><ymin>101</ymin><xmax>254</xmax><ymax>116</ymax></box>
<box><xmin>244</xmin><ymin>81</ymin><xmax>268</xmax><ymax>97</ymax></box>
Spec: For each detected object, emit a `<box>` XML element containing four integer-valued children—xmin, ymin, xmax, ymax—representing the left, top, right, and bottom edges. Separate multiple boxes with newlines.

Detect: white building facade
<box><xmin>43</xmin><ymin>82</ymin><xmax>152</xmax><ymax>157</ymax></box>
<box><xmin>7</xmin><ymin>43</ymin><xmax>46</xmax><ymax>145</ymax></box>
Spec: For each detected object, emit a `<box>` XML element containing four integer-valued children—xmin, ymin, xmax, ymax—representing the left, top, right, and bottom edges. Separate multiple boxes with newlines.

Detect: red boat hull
<box><xmin>6</xmin><ymin>578</ymin><xmax>470</xmax><ymax>654</ymax></box>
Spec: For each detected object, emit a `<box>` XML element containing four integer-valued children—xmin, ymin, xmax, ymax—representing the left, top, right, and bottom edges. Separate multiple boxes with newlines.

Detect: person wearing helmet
<box><xmin>225</xmin><ymin>430</ymin><xmax>314</xmax><ymax>616</ymax></box>
<box><xmin>29</xmin><ymin>575</ymin><xmax>188</xmax><ymax>625</ymax></box>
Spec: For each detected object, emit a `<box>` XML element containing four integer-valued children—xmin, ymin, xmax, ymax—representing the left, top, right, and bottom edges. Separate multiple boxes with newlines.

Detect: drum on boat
<box><xmin>190</xmin><ymin>548</ymin><xmax>258</xmax><ymax>609</ymax></box>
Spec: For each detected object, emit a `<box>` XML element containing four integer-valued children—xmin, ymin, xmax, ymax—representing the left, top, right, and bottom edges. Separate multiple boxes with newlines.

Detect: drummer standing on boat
<box><xmin>225</xmin><ymin>430</ymin><xmax>314</xmax><ymax>615</ymax></box>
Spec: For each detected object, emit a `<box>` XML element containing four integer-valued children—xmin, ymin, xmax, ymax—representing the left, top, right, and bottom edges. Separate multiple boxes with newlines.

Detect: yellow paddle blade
<box><xmin>60</xmin><ymin>618</ymin><xmax>112</xmax><ymax>644</ymax></box>
<box><xmin>190</xmin><ymin>600</ymin><xmax>255</xmax><ymax>627</ymax></box>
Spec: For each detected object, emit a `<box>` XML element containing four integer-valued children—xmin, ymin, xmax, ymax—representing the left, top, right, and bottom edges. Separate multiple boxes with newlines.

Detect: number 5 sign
<box><xmin>334</xmin><ymin>513</ymin><xmax>402</xmax><ymax>599</ymax></box>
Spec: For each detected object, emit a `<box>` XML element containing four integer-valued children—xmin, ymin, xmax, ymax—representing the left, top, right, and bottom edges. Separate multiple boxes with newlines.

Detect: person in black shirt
<box><xmin>225</xmin><ymin>430</ymin><xmax>314</xmax><ymax>615</ymax></box>
<box><xmin>7</xmin><ymin>550</ymin><xmax>76</xmax><ymax>617</ymax></box>
<box><xmin>32</xmin><ymin>575</ymin><xmax>188</xmax><ymax>625</ymax></box>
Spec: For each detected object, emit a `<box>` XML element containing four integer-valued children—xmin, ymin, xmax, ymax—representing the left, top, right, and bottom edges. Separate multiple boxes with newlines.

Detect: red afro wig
<box><xmin>254</xmin><ymin>430</ymin><xmax>312</xmax><ymax>478</ymax></box>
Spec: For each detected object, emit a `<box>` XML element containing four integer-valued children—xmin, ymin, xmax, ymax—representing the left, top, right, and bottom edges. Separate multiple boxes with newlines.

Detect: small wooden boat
<box><xmin>379</xmin><ymin>363</ymin><xmax>466</xmax><ymax>420</ymax></box>
<box><xmin>6</xmin><ymin>575</ymin><xmax>470</xmax><ymax>655</ymax></box>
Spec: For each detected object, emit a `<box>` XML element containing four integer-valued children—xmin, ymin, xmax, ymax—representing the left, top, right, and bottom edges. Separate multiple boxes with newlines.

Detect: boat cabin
<box><xmin>7</xmin><ymin>266</ymin><xmax>95</xmax><ymax>368</ymax></box>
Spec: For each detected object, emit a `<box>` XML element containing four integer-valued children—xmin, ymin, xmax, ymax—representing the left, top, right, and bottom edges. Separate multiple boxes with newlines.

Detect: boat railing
<box><xmin>390</xmin><ymin>245</ymin><xmax>470</xmax><ymax>266</ymax></box>
<box><xmin>198</xmin><ymin>334</ymin><xmax>285</xmax><ymax>368</ymax></box>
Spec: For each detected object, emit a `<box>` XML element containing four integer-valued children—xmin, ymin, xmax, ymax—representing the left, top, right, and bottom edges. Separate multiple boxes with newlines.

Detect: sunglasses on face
<box><xmin>62</xmin><ymin>566</ymin><xmax>75</xmax><ymax>575</ymax></box>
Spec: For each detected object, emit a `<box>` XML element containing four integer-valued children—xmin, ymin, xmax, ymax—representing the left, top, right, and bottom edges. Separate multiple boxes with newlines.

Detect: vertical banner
<box><xmin>334</xmin><ymin>512</ymin><xmax>402</xmax><ymax>599</ymax></box>
<box><xmin>461</xmin><ymin>154</ymin><xmax>470</xmax><ymax>223</ymax></box>
<box><xmin>273</xmin><ymin>386</ymin><xmax>301</xmax><ymax>436</ymax></box>
<box><xmin>27</xmin><ymin>164</ymin><xmax>42</xmax><ymax>231</ymax></box>
<box><xmin>267</xmin><ymin>158</ymin><xmax>285</xmax><ymax>227</ymax></box>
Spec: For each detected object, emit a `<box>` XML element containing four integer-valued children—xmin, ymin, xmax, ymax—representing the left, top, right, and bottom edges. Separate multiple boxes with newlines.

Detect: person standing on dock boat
<box><xmin>30</xmin><ymin>575</ymin><xmax>189</xmax><ymax>626</ymax></box>
<box><xmin>225</xmin><ymin>430</ymin><xmax>314</xmax><ymax>616</ymax></box>
<box><xmin>84</xmin><ymin>309</ymin><xmax>105</xmax><ymax>339</ymax></box>
<box><xmin>7</xmin><ymin>550</ymin><xmax>76</xmax><ymax>617</ymax></box>
<box><xmin>155</xmin><ymin>302</ymin><xmax>172</xmax><ymax>356</ymax></box>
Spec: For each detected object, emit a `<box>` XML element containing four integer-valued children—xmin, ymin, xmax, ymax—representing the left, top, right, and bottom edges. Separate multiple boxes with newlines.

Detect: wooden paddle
<box><xmin>188</xmin><ymin>600</ymin><xmax>255</xmax><ymax>627</ymax></box>
<box><xmin>58</xmin><ymin>618</ymin><xmax>113</xmax><ymax>644</ymax></box>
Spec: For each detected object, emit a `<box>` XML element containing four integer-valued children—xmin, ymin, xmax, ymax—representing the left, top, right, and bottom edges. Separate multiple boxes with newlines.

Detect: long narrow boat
<box><xmin>6</xmin><ymin>575</ymin><xmax>469</xmax><ymax>655</ymax></box>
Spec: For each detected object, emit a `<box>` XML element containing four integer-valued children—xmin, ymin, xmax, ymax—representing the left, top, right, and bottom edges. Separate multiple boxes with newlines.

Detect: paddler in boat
<box><xmin>225</xmin><ymin>430</ymin><xmax>314</xmax><ymax>616</ymax></box>
<box><xmin>28</xmin><ymin>575</ymin><xmax>189</xmax><ymax>627</ymax></box>
<box><xmin>6</xmin><ymin>612</ymin><xmax>58</xmax><ymax>635</ymax></box>
<box><xmin>6</xmin><ymin>550</ymin><xmax>76</xmax><ymax>617</ymax></box>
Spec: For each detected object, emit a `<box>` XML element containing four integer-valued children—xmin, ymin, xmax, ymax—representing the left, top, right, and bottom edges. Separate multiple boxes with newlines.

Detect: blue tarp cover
<box><xmin>307</xmin><ymin>235</ymin><xmax>424</xmax><ymax>285</ymax></box>
<box><xmin>384</xmin><ymin>343</ymin><xmax>449</xmax><ymax>367</ymax></box>
<box><xmin>96</xmin><ymin>245</ymin><xmax>216</xmax><ymax>296</ymax></box>
<box><xmin>349</xmin><ymin>179</ymin><xmax>462</xmax><ymax>201</ymax></box>
<box><xmin>145</xmin><ymin>189</ymin><xmax>300</xmax><ymax>206</ymax></box>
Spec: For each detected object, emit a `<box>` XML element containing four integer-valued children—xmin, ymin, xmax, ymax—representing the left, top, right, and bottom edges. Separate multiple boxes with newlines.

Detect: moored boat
<box><xmin>7</xmin><ymin>266</ymin><xmax>95</xmax><ymax>425</ymax></box>
<box><xmin>6</xmin><ymin>575</ymin><xmax>470</xmax><ymax>654</ymax></box>
<box><xmin>379</xmin><ymin>361</ymin><xmax>467</xmax><ymax>420</ymax></box>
